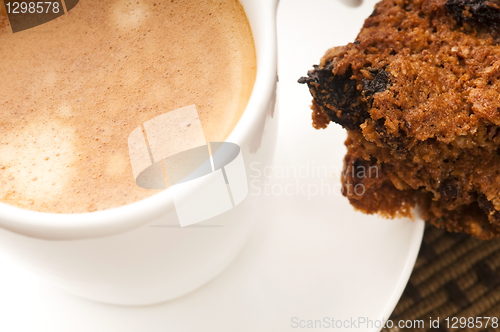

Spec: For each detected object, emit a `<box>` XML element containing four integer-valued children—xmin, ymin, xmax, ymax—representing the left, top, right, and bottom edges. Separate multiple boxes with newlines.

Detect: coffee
<box><xmin>0</xmin><ymin>0</ymin><xmax>256</xmax><ymax>213</ymax></box>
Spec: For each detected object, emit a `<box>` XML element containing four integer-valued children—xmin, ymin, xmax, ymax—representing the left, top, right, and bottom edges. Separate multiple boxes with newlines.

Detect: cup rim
<box><xmin>0</xmin><ymin>0</ymin><xmax>279</xmax><ymax>240</ymax></box>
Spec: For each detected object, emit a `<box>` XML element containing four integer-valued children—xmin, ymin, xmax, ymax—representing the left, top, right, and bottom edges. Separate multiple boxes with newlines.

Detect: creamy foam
<box><xmin>0</xmin><ymin>0</ymin><xmax>256</xmax><ymax>213</ymax></box>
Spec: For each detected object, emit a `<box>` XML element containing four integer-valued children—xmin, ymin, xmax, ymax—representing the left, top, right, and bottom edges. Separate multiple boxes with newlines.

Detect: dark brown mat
<box><xmin>383</xmin><ymin>225</ymin><xmax>500</xmax><ymax>332</ymax></box>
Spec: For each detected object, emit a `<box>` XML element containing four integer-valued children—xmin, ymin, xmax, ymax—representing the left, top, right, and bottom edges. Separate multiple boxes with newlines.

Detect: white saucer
<box><xmin>0</xmin><ymin>0</ymin><xmax>424</xmax><ymax>331</ymax></box>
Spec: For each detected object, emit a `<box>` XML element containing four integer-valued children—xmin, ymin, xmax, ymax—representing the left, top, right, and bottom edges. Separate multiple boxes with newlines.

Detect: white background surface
<box><xmin>0</xmin><ymin>0</ymin><xmax>424</xmax><ymax>331</ymax></box>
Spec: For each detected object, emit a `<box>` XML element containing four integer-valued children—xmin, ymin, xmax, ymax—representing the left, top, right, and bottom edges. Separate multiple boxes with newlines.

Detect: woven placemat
<box><xmin>382</xmin><ymin>224</ymin><xmax>500</xmax><ymax>332</ymax></box>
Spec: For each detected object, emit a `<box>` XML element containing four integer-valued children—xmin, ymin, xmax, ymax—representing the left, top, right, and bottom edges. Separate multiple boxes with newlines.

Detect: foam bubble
<box><xmin>110</xmin><ymin>0</ymin><xmax>148</xmax><ymax>30</ymax></box>
<box><xmin>0</xmin><ymin>121</ymin><xmax>76</xmax><ymax>208</ymax></box>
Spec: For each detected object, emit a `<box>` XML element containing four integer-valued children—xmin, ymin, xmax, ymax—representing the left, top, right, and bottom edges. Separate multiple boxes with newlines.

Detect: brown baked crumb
<box><xmin>300</xmin><ymin>0</ymin><xmax>500</xmax><ymax>239</ymax></box>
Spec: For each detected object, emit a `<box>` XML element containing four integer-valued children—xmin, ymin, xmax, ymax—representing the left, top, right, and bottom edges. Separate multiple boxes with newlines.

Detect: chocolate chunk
<box><xmin>299</xmin><ymin>65</ymin><xmax>369</xmax><ymax>130</ymax></box>
<box><xmin>374</xmin><ymin>117</ymin><xmax>386</xmax><ymax>132</ymax></box>
<box><xmin>439</xmin><ymin>178</ymin><xmax>460</xmax><ymax>202</ymax></box>
<box><xmin>446</xmin><ymin>0</ymin><xmax>500</xmax><ymax>30</ymax></box>
<box><xmin>477</xmin><ymin>195</ymin><xmax>500</xmax><ymax>222</ymax></box>
<box><xmin>362</xmin><ymin>69</ymin><xmax>391</xmax><ymax>101</ymax></box>
<box><xmin>373</xmin><ymin>117</ymin><xmax>407</xmax><ymax>155</ymax></box>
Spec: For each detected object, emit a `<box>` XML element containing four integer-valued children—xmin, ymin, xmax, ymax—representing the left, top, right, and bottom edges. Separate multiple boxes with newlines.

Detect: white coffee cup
<box><xmin>0</xmin><ymin>0</ymin><xmax>279</xmax><ymax>306</ymax></box>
